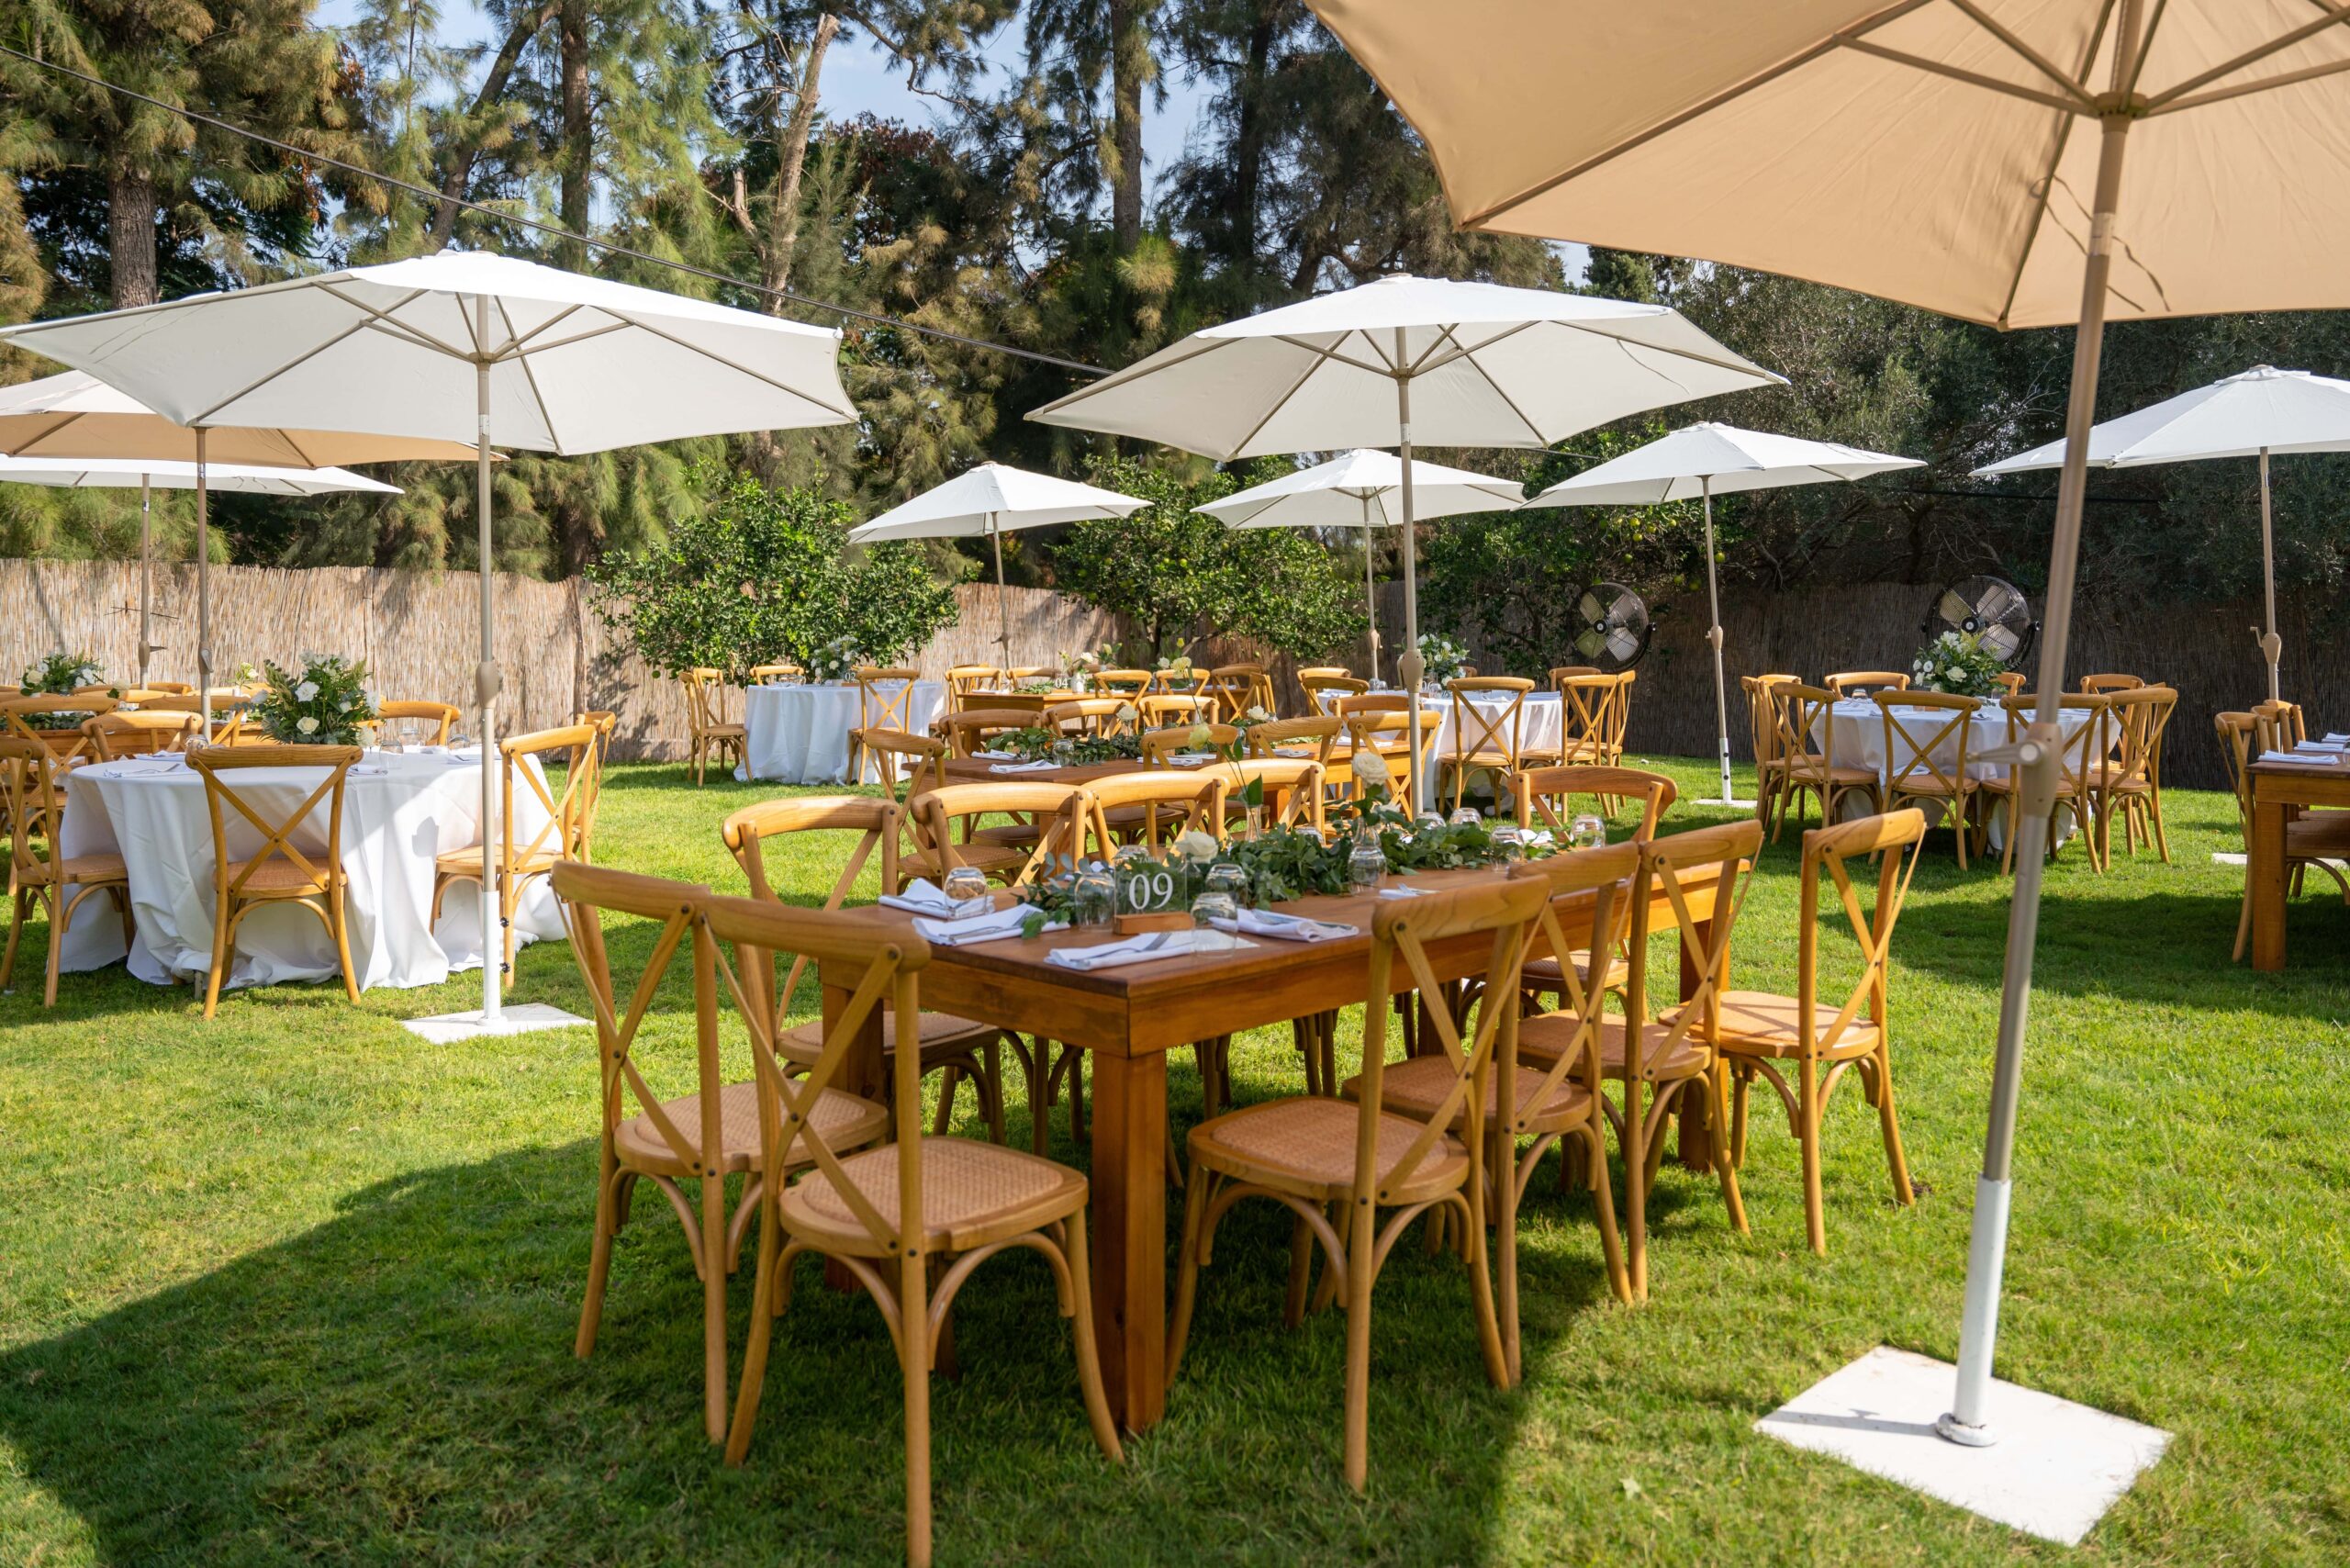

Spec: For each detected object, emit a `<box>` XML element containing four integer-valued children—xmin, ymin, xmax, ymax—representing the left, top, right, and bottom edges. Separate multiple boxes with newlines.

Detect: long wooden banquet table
<box><xmin>2247</xmin><ymin>755</ymin><xmax>2350</xmax><ymax>970</ymax></box>
<box><xmin>812</xmin><ymin>855</ymin><xmax>1732</xmax><ymax>1433</ymax></box>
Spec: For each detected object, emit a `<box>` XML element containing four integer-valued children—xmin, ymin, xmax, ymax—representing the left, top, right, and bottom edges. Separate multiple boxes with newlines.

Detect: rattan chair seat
<box><xmin>1341</xmin><ymin>1055</ymin><xmax>1595</xmax><ymax>1133</ymax></box>
<box><xmin>900</xmin><ymin>841</ymin><xmax>1031</xmax><ymax>883</ymax></box>
<box><xmin>2288</xmin><ymin>813</ymin><xmax>2350</xmax><ymax>855</ymax></box>
<box><xmin>17</xmin><ymin>851</ymin><xmax>128</xmax><ymax>888</ymax></box>
<box><xmin>1518</xmin><ymin>1013</ymin><xmax>1708</xmax><ymax>1082</ymax></box>
<box><xmin>968</xmin><ymin>821</ymin><xmax>1044</xmax><ymax>848</ymax></box>
<box><xmin>224</xmin><ymin>857</ymin><xmax>332</xmax><ymax>896</ymax></box>
<box><xmin>1186</xmin><ymin>1096</ymin><xmax>1470</xmax><ymax>1203</ymax></box>
<box><xmin>435</xmin><ymin>845</ymin><xmax>559</xmax><ymax>875</ymax></box>
<box><xmin>777</xmin><ymin>1008</ymin><xmax>1001</xmax><ymax>1066</ymax></box>
<box><xmin>614</xmin><ymin>1079</ymin><xmax>887</xmax><ymax>1179</ymax></box>
<box><xmin>779</xmin><ymin>1136</ymin><xmax>1088</xmax><ymax>1254</ymax></box>
<box><xmin>1669</xmin><ymin>989</ymin><xmax>1883</xmax><ymax>1061</ymax></box>
<box><xmin>1521</xmin><ymin>948</ymin><xmax>1627</xmax><ymax>992</ymax></box>
<box><xmin>1786</xmin><ymin>756</ymin><xmax>1881</xmax><ymax>786</ymax></box>
<box><xmin>1887</xmin><ymin>773</ymin><xmax>1970</xmax><ymax>797</ymax></box>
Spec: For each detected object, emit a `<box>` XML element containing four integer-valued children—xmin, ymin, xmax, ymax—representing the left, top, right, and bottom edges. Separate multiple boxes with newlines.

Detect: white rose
<box><xmin>1351</xmin><ymin>749</ymin><xmax>1391</xmax><ymax>790</ymax></box>
<box><xmin>295</xmin><ymin>680</ymin><xmax>319</xmax><ymax>701</ymax></box>
<box><xmin>1188</xmin><ymin>723</ymin><xmax>1213</xmax><ymax>748</ymax></box>
<box><xmin>1115</xmin><ymin>702</ymin><xmax>1138</xmax><ymax>722</ymax></box>
<box><xmin>296</xmin><ymin>716</ymin><xmax>319</xmax><ymax>735</ymax></box>
<box><xmin>1174</xmin><ymin>829</ymin><xmax>1219</xmax><ymax>863</ymax></box>
<box><xmin>1245</xmin><ymin>704</ymin><xmax>1270</xmax><ymax>722</ymax></box>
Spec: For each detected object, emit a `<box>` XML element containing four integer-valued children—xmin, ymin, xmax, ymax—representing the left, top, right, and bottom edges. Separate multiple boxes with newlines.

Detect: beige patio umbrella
<box><xmin>0</xmin><ymin>370</ymin><xmax>478</xmax><ymax>688</ymax></box>
<box><xmin>1309</xmin><ymin>0</ymin><xmax>2350</xmax><ymax>1450</ymax></box>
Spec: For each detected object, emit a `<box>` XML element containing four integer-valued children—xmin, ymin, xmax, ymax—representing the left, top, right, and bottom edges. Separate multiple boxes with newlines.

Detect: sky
<box><xmin>311</xmin><ymin>2</ymin><xmax>1585</xmax><ymax>277</ymax></box>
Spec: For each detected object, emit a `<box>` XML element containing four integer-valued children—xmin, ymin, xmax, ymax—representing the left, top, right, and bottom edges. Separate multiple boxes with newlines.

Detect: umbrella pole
<box><xmin>196</xmin><ymin>430</ymin><xmax>210</xmax><ymax>745</ymax></box>
<box><xmin>992</xmin><ymin>513</ymin><xmax>1011</xmax><ymax>664</ymax></box>
<box><xmin>475</xmin><ymin>300</ymin><xmax>503</xmax><ymax>1025</ymax></box>
<box><xmin>1362</xmin><ymin>500</ymin><xmax>1381</xmax><ymax>681</ymax></box>
<box><xmin>1940</xmin><ymin>106</ymin><xmax>2133</xmax><ymax>1450</ymax></box>
<box><xmin>137</xmin><ymin>470</ymin><xmax>152</xmax><ymax>681</ymax></box>
<box><xmin>2257</xmin><ymin>447</ymin><xmax>2281</xmax><ymax>704</ymax></box>
<box><xmin>1702</xmin><ymin>476</ymin><xmax>1734</xmax><ymax>805</ymax></box>
<box><xmin>1394</xmin><ymin>352</ymin><xmax>1427</xmax><ymax>812</ymax></box>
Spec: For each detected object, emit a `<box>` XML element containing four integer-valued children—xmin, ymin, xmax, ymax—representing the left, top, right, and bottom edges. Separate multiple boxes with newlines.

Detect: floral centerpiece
<box><xmin>1057</xmin><ymin>647</ymin><xmax>1104</xmax><ymax>692</ymax></box>
<box><xmin>1416</xmin><ymin>632</ymin><xmax>1470</xmax><ymax>687</ymax></box>
<box><xmin>250</xmin><ymin>655</ymin><xmax>377</xmax><ymax>745</ymax></box>
<box><xmin>805</xmin><ymin>636</ymin><xmax>864</xmax><ymax>684</ymax></box>
<box><xmin>1908</xmin><ymin>630</ymin><xmax>2008</xmax><ymax>699</ymax></box>
<box><xmin>15</xmin><ymin>651</ymin><xmax>114</xmax><ymax>729</ymax></box>
<box><xmin>1154</xmin><ymin>653</ymin><xmax>1198</xmax><ymax>688</ymax></box>
<box><xmin>1000</xmin><ymin>724</ymin><xmax>1143</xmax><ymax>767</ymax></box>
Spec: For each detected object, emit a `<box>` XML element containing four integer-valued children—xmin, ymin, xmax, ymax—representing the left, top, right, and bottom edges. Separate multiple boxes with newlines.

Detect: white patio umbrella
<box><xmin>1030</xmin><ymin>274</ymin><xmax>1783</xmax><ymax>805</ymax></box>
<box><xmin>1528</xmin><ymin>422</ymin><xmax>1922</xmax><ymax>805</ymax></box>
<box><xmin>0</xmin><ymin>250</ymin><xmax>853</xmax><ymax>1031</ymax></box>
<box><xmin>0</xmin><ymin>370</ymin><xmax>477</xmax><ymax>685</ymax></box>
<box><xmin>1976</xmin><ymin>365</ymin><xmax>2350</xmax><ymax>703</ymax></box>
<box><xmin>847</xmin><ymin>462</ymin><xmax>1145</xmax><ymax>658</ymax></box>
<box><xmin>0</xmin><ymin>455</ymin><xmax>400</xmax><ymax>685</ymax></box>
<box><xmin>1192</xmin><ymin>448</ymin><xmax>1528</xmax><ymax>678</ymax></box>
<box><xmin>1309</xmin><ymin>0</ymin><xmax>2350</xmax><ymax>1457</ymax></box>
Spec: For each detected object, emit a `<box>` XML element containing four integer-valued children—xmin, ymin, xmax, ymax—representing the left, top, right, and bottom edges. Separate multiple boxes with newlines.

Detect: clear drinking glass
<box><xmin>1190</xmin><ymin>890</ymin><xmax>1237</xmax><ymax>928</ymax></box>
<box><xmin>1568</xmin><ymin>812</ymin><xmax>1607</xmax><ymax>852</ymax></box>
<box><xmin>1073</xmin><ymin>866</ymin><xmax>1116</xmax><ymax>927</ymax></box>
<box><xmin>1112</xmin><ymin>842</ymin><xmax>1153</xmax><ymax>874</ymax></box>
<box><xmin>944</xmin><ymin>867</ymin><xmax>991</xmax><ymax>916</ymax></box>
<box><xmin>1449</xmin><ymin>806</ymin><xmax>1482</xmax><ymax>827</ymax></box>
<box><xmin>1416</xmin><ymin>810</ymin><xmax>1448</xmax><ymax>834</ymax></box>
<box><xmin>1203</xmin><ymin>861</ymin><xmax>1249</xmax><ymax>910</ymax></box>
<box><xmin>1348</xmin><ymin>837</ymin><xmax>1387</xmax><ymax>894</ymax></box>
<box><xmin>1492</xmin><ymin>824</ymin><xmax>1528</xmax><ymax>863</ymax></box>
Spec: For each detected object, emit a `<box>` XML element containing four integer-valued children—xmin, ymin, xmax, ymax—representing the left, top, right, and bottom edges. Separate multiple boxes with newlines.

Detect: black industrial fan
<box><xmin>1572</xmin><ymin>582</ymin><xmax>1652</xmax><ymax>672</ymax></box>
<box><xmin>1922</xmin><ymin>575</ymin><xmax>2038</xmax><ymax>666</ymax></box>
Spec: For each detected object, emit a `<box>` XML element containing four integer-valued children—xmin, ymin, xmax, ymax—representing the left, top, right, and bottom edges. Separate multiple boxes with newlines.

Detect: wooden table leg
<box><xmin>1087</xmin><ymin>1047</ymin><xmax>1168</xmax><ymax>1433</ymax></box>
<box><xmin>822</xmin><ymin>961</ymin><xmax>888</xmax><ymax>1292</ymax></box>
<box><xmin>2252</xmin><ymin>795</ymin><xmax>2288</xmax><ymax>972</ymax></box>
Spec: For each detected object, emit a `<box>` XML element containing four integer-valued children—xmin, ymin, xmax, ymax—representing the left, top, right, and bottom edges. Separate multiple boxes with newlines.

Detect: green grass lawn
<box><xmin>3</xmin><ymin>756</ymin><xmax>2347</xmax><ymax>1565</ymax></box>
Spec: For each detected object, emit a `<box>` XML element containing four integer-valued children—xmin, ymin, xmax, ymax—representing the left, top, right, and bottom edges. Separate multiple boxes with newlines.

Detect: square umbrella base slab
<box><xmin>402</xmin><ymin>1003</ymin><xmax>590</xmax><ymax>1044</ymax></box>
<box><xmin>1754</xmin><ymin>1346</ymin><xmax>2169</xmax><ymax>1547</ymax></box>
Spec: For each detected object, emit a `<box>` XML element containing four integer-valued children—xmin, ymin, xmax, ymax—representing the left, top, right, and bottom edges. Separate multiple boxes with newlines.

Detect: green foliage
<box><xmin>999</xmin><ymin>726</ymin><xmax>1141</xmax><ymax>766</ymax></box>
<box><xmin>14</xmin><ymin>650</ymin><xmax>111</xmax><ymax>729</ymax></box>
<box><xmin>584</xmin><ymin>474</ymin><xmax>961</xmax><ymax>678</ymax></box>
<box><xmin>1050</xmin><ymin>454</ymin><xmax>1364</xmax><ymax>661</ymax></box>
<box><xmin>249</xmin><ymin>655</ymin><xmax>377</xmax><ymax>745</ymax></box>
<box><xmin>1907</xmin><ymin>630</ymin><xmax>2008</xmax><ymax>699</ymax></box>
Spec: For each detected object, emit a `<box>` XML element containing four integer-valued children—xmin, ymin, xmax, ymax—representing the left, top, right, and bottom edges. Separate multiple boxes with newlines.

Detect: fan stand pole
<box><xmin>1700</xmin><ymin>476</ymin><xmax>1748</xmax><ymax>808</ymax></box>
<box><xmin>2257</xmin><ymin>447</ymin><xmax>2282</xmax><ymax>705</ymax></box>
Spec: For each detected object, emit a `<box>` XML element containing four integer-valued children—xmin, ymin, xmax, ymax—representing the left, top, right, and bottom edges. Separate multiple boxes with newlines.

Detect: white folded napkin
<box><xmin>1272</xmin><ymin>745</ymin><xmax>1315</xmax><ymax>758</ymax></box>
<box><xmin>989</xmin><ymin>758</ymin><xmax>1061</xmax><ymax>774</ymax></box>
<box><xmin>878</xmin><ymin>879</ymin><xmax>998</xmax><ymax>919</ymax></box>
<box><xmin>1045</xmin><ymin>929</ymin><xmax>1253</xmax><ymax>970</ymax></box>
<box><xmin>972</xmin><ymin>749</ymin><xmax>1020</xmax><ymax>760</ymax></box>
<box><xmin>1376</xmin><ymin>884</ymin><xmax>1431</xmax><ymax>899</ymax></box>
<box><xmin>912</xmin><ymin>902</ymin><xmax>1060</xmax><ymax>946</ymax></box>
<box><xmin>2259</xmin><ymin>749</ymin><xmax>2339</xmax><ymax>766</ymax></box>
<box><xmin>2327</xmin><ymin>734</ymin><xmax>2350</xmax><ymax>745</ymax></box>
<box><xmin>2293</xmin><ymin>739</ymin><xmax>2346</xmax><ymax>752</ymax></box>
<box><xmin>349</xmin><ymin>764</ymin><xmax>388</xmax><ymax>777</ymax></box>
<box><xmin>1164</xmin><ymin>751</ymin><xmax>1217</xmax><ymax>767</ymax></box>
<box><xmin>1210</xmin><ymin>908</ymin><xmax>1357</xmax><ymax>943</ymax></box>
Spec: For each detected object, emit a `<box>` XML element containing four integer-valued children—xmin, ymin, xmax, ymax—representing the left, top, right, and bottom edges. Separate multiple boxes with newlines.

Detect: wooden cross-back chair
<box><xmin>1141</xmin><ymin>722</ymin><xmax>1237</xmax><ymax>767</ymax></box>
<box><xmin>1</xmin><ymin>737</ymin><xmax>134</xmax><ymax>1007</ymax></box>
<box><xmin>1439</xmin><ymin>677</ymin><xmax>1540</xmax><ymax>815</ymax></box>
<box><xmin>1552</xmin><ymin>675</ymin><xmax>1616</xmax><ymax>766</ymax></box>
<box><xmin>1517</xmin><ymin>818</ymin><xmax>1762</xmax><ymax>1300</ymax></box>
<box><xmin>1301</xmin><ymin>671</ymin><xmax>1369</xmax><ymax>717</ymax></box>
<box><xmin>1741</xmin><ymin>675</ymin><xmax>1799</xmax><ymax>831</ymax></box>
<box><xmin>1002</xmin><ymin>665</ymin><xmax>1055</xmax><ymax>682</ymax></box>
<box><xmin>2092</xmin><ymin>685</ymin><xmax>2178</xmax><ymax>866</ymax></box>
<box><xmin>1095</xmin><ymin>667</ymin><xmax>1154</xmax><ymax>698</ymax></box>
<box><xmin>1825</xmin><ymin>670</ymin><xmax>1909</xmax><ymax>696</ymax></box>
<box><xmin>710</xmin><ymin>890</ymin><xmax>1124</xmax><ymax>1563</ymax></box>
<box><xmin>1169</xmin><ymin>877</ymin><xmax>1546</xmax><ymax>1491</ymax></box>
<box><xmin>746</xmin><ymin>662</ymin><xmax>804</xmax><ymax>684</ymax></box>
<box><xmin>1136</xmin><ymin>691</ymin><xmax>1214</xmax><ymax>729</ymax></box>
<box><xmin>1042</xmin><ymin>698</ymin><xmax>1132</xmax><ymax>737</ymax></box>
<box><xmin>851</xmin><ymin>667</ymin><xmax>925</xmax><ymax>784</ymax></box>
<box><xmin>1773</xmin><ymin>684</ymin><xmax>1883</xmax><ymax>840</ymax></box>
<box><xmin>1223</xmin><ymin>756</ymin><xmax>1327</xmax><ymax>834</ymax></box>
<box><xmin>570</xmin><ymin>709</ymin><xmax>620</xmax><ymax>861</ymax></box>
<box><xmin>1874</xmin><ymin>690</ymin><xmax>1993</xmax><ymax>868</ymax></box>
<box><xmin>2215</xmin><ymin>711</ymin><xmax>2350</xmax><ymax>960</ymax></box>
<box><xmin>2001</xmin><ymin>693</ymin><xmax>2111</xmax><ymax>873</ymax></box>
<box><xmin>135</xmin><ymin>689</ymin><xmax>249</xmax><ymax>744</ymax></box>
<box><xmin>1511</xmin><ymin>764</ymin><xmax>1674</xmax><ymax>1018</ymax></box>
<box><xmin>943</xmin><ymin>665</ymin><xmax>999</xmax><ymax>708</ymax></box>
<box><xmin>930</xmin><ymin>707</ymin><xmax>1037</xmax><ymax>757</ymax></box>
<box><xmin>1203</xmin><ymin>663</ymin><xmax>1277</xmax><ymax>723</ymax></box>
<box><xmin>1336</xmin><ymin>709</ymin><xmax>1439</xmax><ymax>806</ymax></box>
<box><xmin>681</xmin><ymin>668</ymin><xmax>746</xmax><ymax>785</ymax></box>
<box><xmin>911</xmin><ymin>782</ymin><xmax>1089</xmax><ymax>889</ymax></box>
<box><xmin>1243</xmin><ymin>715</ymin><xmax>1342</xmax><ymax>764</ymax></box>
<box><xmin>2079</xmin><ymin>672</ymin><xmax>2143</xmax><ymax>693</ymax></box>
<box><xmin>187</xmin><ymin>744</ymin><xmax>362</xmax><ymax>1019</ymax></box>
<box><xmin>1599</xmin><ymin>670</ymin><xmax>1636</xmax><ymax>764</ymax></box>
<box><xmin>552</xmin><ymin>864</ymin><xmax>888</xmax><ymax>1448</ymax></box>
<box><xmin>1992</xmin><ymin>670</ymin><xmax>2027</xmax><ymax>696</ymax></box>
<box><xmin>4</xmin><ymin>694</ymin><xmax>121</xmax><ymax>764</ymax></box>
<box><xmin>372</xmin><ymin>699</ymin><xmax>460</xmax><ymax>746</ymax></box>
<box><xmin>1712</xmin><ymin>810</ymin><xmax>1924</xmax><ymax>1255</ymax></box>
<box><xmin>433</xmin><ymin>722</ymin><xmax>599</xmax><ymax>990</ymax></box>
<box><xmin>1081</xmin><ymin>768</ymin><xmax>1224</xmax><ymax>856</ymax></box>
<box><xmin>2251</xmin><ymin>698</ymin><xmax>2308</xmax><ymax>753</ymax></box>
<box><xmin>83</xmin><ymin>710</ymin><xmax>200</xmax><ymax>759</ymax></box>
<box><xmin>855</xmin><ymin>727</ymin><xmax>948</xmax><ymax>803</ymax></box>
<box><xmin>722</xmin><ymin>796</ymin><xmax>1011</xmax><ymax>1146</ymax></box>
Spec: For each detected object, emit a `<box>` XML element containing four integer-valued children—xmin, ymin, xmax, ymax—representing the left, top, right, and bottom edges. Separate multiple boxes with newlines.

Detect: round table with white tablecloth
<box><xmin>1810</xmin><ymin>697</ymin><xmax>2093</xmax><ymax>846</ymax></box>
<box><xmin>54</xmin><ymin>748</ymin><xmax>563</xmax><ymax>992</ymax></box>
<box><xmin>741</xmin><ymin>680</ymin><xmax>948</xmax><ymax>785</ymax></box>
<box><xmin>1409</xmin><ymin>689</ymin><xmax>1569</xmax><ymax>767</ymax></box>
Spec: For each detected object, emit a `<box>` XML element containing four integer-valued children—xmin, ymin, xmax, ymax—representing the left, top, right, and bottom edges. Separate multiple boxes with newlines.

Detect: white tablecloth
<box><xmin>1811</xmin><ymin>699</ymin><xmax>2093</xmax><ymax>846</ymax></box>
<box><xmin>742</xmin><ymin>680</ymin><xmax>948</xmax><ymax>785</ymax></box>
<box><xmin>55</xmin><ymin>749</ymin><xmax>563</xmax><ymax>991</ymax></box>
<box><xmin>1417</xmin><ymin>691</ymin><xmax>1568</xmax><ymax>764</ymax></box>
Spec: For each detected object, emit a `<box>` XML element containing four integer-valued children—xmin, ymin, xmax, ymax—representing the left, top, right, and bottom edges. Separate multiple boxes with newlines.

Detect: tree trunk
<box><xmin>107</xmin><ymin>168</ymin><xmax>159</xmax><ymax>308</ymax></box>
<box><xmin>1227</xmin><ymin>1</ymin><xmax>1278</xmax><ymax>273</ymax></box>
<box><xmin>1109</xmin><ymin>0</ymin><xmax>1148</xmax><ymax>250</ymax></box>
<box><xmin>558</xmin><ymin>0</ymin><xmax>593</xmax><ymax>270</ymax></box>
<box><xmin>430</xmin><ymin>2</ymin><xmax>558</xmax><ymax>247</ymax></box>
<box><xmin>764</xmin><ymin>11</ymin><xmax>839</xmax><ymax>305</ymax></box>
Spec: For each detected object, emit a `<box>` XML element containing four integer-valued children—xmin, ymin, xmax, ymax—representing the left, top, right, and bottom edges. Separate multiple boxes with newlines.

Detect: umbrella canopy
<box><xmin>1194</xmin><ymin>449</ymin><xmax>1530</xmax><ymax>675</ymax></box>
<box><xmin>1032</xmin><ymin>274</ymin><xmax>1782</xmax><ymax>804</ymax></box>
<box><xmin>1308</xmin><ymin>0</ymin><xmax>2350</xmax><ymax>1447</ymax></box>
<box><xmin>0</xmin><ymin>250</ymin><xmax>853</xmax><ymax>1029</ymax></box>
<box><xmin>1976</xmin><ymin>364</ymin><xmax>2350</xmax><ymax>702</ymax></box>
<box><xmin>849</xmin><ymin>463</ymin><xmax>1146</xmax><ymax>655</ymax></box>
<box><xmin>0</xmin><ymin>371</ymin><xmax>483</xmax><ymax>465</ymax></box>
<box><xmin>0</xmin><ymin>454</ymin><xmax>400</xmax><ymax>495</ymax></box>
<box><xmin>1531</xmin><ymin>422</ymin><xmax>1921</xmax><ymax>803</ymax></box>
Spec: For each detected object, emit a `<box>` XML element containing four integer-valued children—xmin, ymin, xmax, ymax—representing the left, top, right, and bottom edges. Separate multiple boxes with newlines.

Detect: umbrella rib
<box><xmin>2149</xmin><ymin>51</ymin><xmax>2350</xmax><ymax>114</ymax></box>
<box><xmin>1457</xmin><ymin>0</ymin><xmax>1934</xmax><ymax>228</ymax></box>
<box><xmin>1449</xmin><ymin>342</ymin><xmax>1550</xmax><ymax>446</ymax></box>
<box><xmin>318</xmin><ymin>284</ymin><xmax>472</xmax><ymax>358</ymax></box>
<box><xmin>1223</xmin><ymin>349</ymin><xmax>1348</xmax><ymax>460</ymax></box>
<box><xmin>185</xmin><ymin>316</ymin><xmax>383</xmax><ymax>427</ymax></box>
<box><xmin>1268</xmin><ymin>334</ymin><xmax>1397</xmax><ymax>378</ymax></box>
<box><xmin>499</xmin><ymin>318</ymin><xmax>632</xmax><ymax>360</ymax></box>
<box><xmin>1945</xmin><ymin>0</ymin><xmax>2099</xmax><ymax>106</ymax></box>
<box><xmin>497</xmin><ymin>301</ymin><xmax>588</xmax><ymax>357</ymax></box>
<box><xmin>613</xmin><ymin>314</ymin><xmax>860</xmax><ymax>422</ymax></box>
<box><xmin>1032</xmin><ymin>336</ymin><xmax>1227</xmax><ymax>414</ymax></box>
<box><xmin>2144</xmin><ymin>2</ymin><xmax>2350</xmax><ymax>108</ymax></box>
<box><xmin>1834</xmin><ymin>38</ymin><xmax>2094</xmax><ymax>113</ymax></box>
<box><xmin>1995</xmin><ymin>4</ymin><xmax>2112</xmax><ymax>329</ymax></box>
<box><xmin>2121</xmin><ymin>0</ymin><xmax>2170</xmax><ymax>96</ymax></box>
<box><xmin>6</xmin><ymin>410</ymin><xmax>78</xmax><ymax>457</ymax></box>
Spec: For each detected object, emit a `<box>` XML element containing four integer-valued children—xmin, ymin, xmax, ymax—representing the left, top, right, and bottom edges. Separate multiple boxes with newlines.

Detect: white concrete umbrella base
<box><xmin>402</xmin><ymin>1002</ymin><xmax>591</xmax><ymax>1044</ymax></box>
